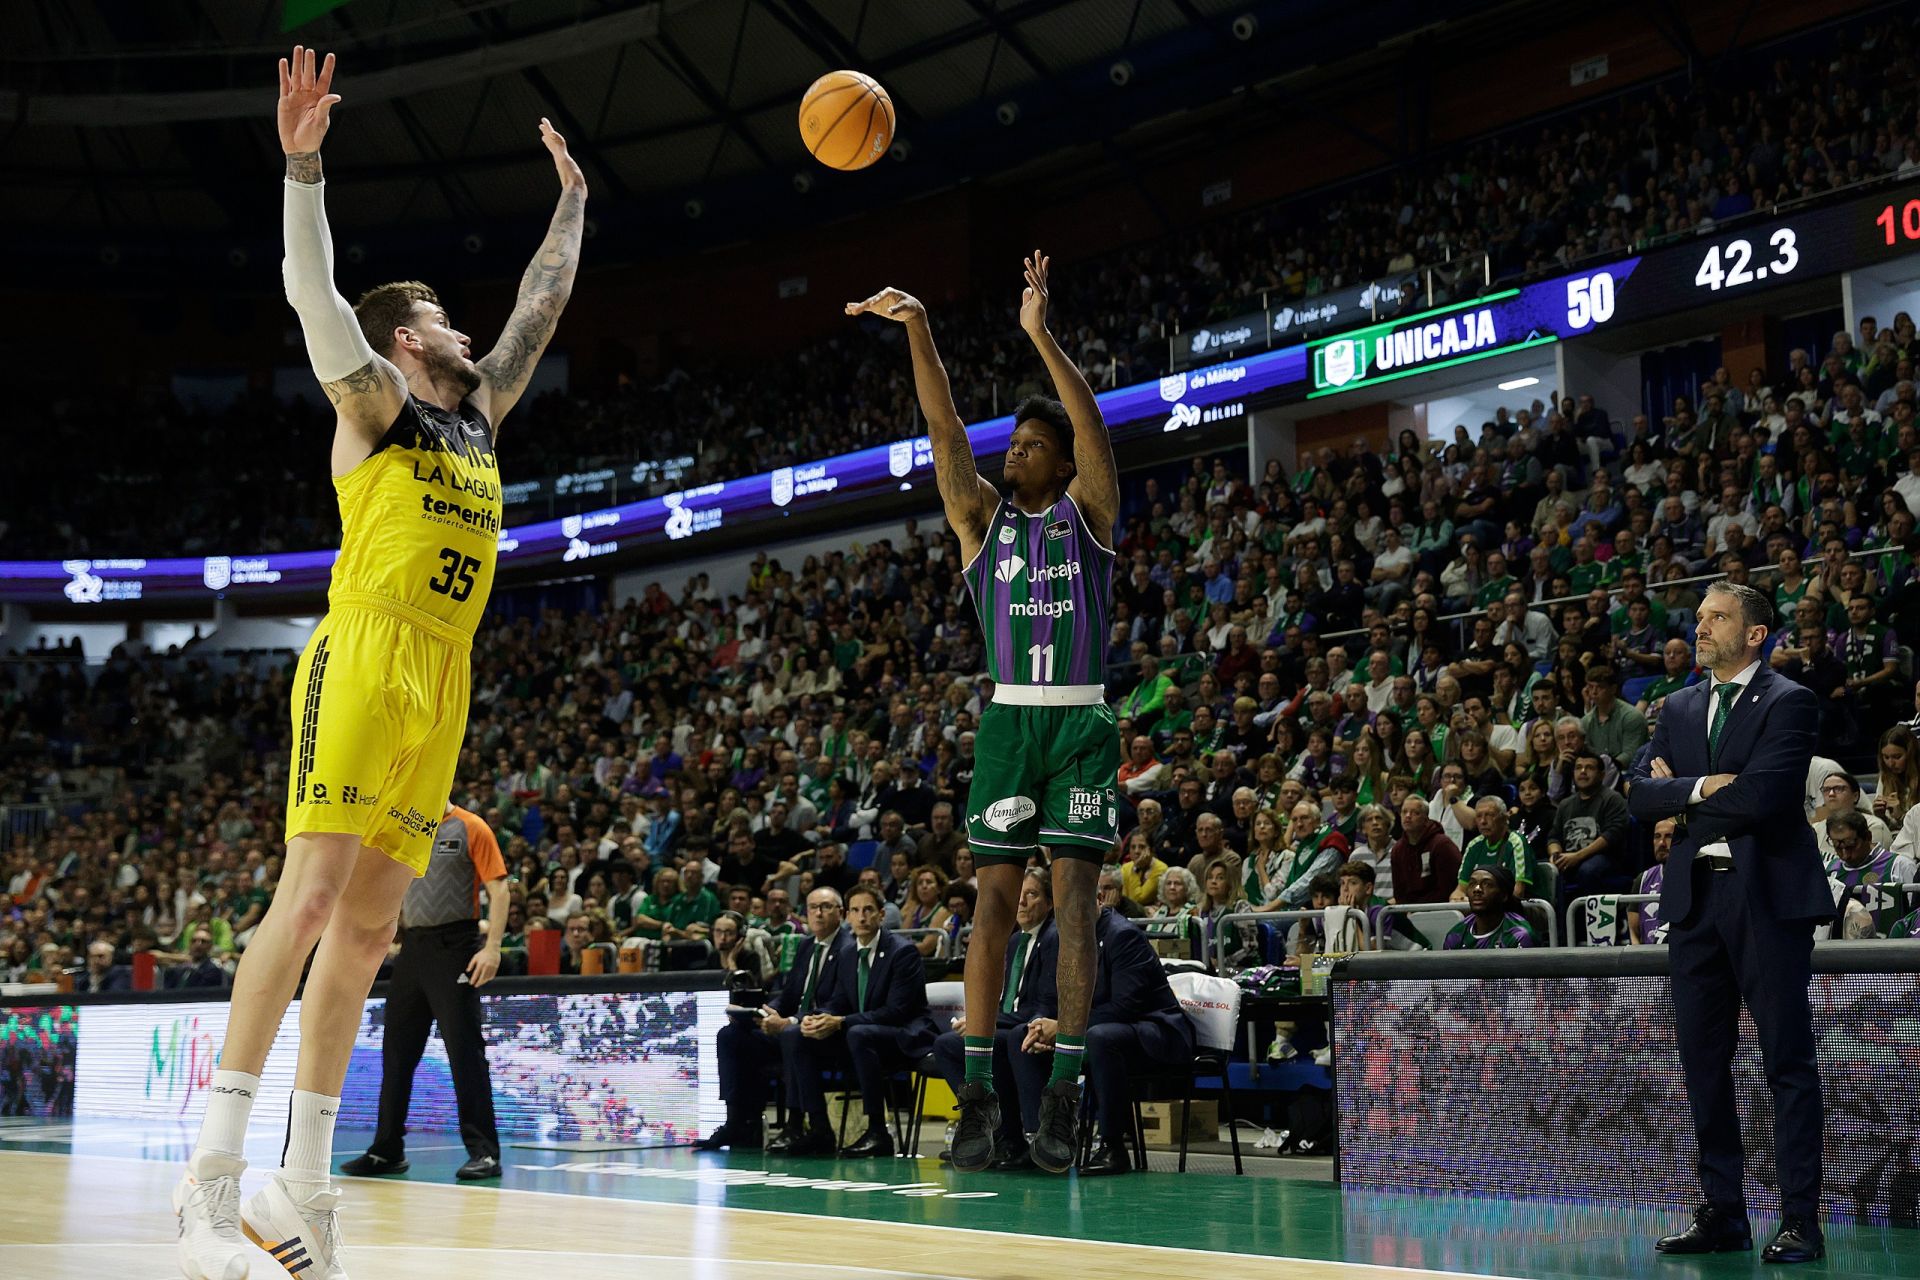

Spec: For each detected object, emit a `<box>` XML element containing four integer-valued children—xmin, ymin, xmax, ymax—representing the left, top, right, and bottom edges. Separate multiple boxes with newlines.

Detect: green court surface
<box><xmin>10</xmin><ymin>1119</ymin><xmax>1916</xmax><ymax>1280</ymax></box>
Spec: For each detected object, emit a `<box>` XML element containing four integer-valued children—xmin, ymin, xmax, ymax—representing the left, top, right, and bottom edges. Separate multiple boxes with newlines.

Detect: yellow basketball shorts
<box><xmin>283</xmin><ymin>592</ymin><xmax>472</xmax><ymax>874</ymax></box>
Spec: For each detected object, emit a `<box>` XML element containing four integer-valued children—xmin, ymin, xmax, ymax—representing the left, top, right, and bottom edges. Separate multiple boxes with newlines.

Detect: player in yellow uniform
<box><xmin>172</xmin><ymin>46</ymin><xmax>585</xmax><ymax>1280</ymax></box>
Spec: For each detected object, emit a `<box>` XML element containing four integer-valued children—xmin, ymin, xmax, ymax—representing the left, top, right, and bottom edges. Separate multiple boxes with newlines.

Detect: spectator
<box><xmin>1874</xmin><ymin>725</ymin><xmax>1920</xmax><ymax>829</ymax></box>
<box><xmin>1247</xmin><ymin>800</ymin><xmax>1346</xmax><ymax>911</ymax></box>
<box><xmin>1814</xmin><ymin>770</ymin><xmax>1891</xmax><ymax>858</ymax></box>
<box><xmin>1443</xmin><ymin>867</ymin><xmax>1539</xmax><ymax>950</ymax></box>
<box><xmin>798</xmin><ymin>885</ymin><xmax>939</xmax><ymax>1158</ymax></box>
<box><xmin>900</xmin><ymin>866</ymin><xmax>951</xmax><ymax>955</ymax></box>
<box><xmin>1580</xmin><ymin>666</ymin><xmax>1649</xmax><ymax>771</ymax></box>
<box><xmin>1390</xmin><ymin>791</ymin><xmax>1462</xmax><ymax>905</ymax></box>
<box><xmin>1548</xmin><ymin>749</ymin><xmax>1631</xmax><ymax>903</ymax></box>
<box><xmin>1097</xmin><ymin>869</ymin><xmax>1149</xmax><ymax>921</ymax></box>
<box><xmin>169</xmin><ymin>928</ymin><xmax>233</xmax><ymax>990</ymax></box>
<box><xmin>75</xmin><ymin>939</ymin><xmax>129</xmax><ymax>994</ymax></box>
<box><xmin>1628</xmin><ymin>818</ymin><xmax>1677</xmax><ymax>945</ymax></box>
<box><xmin>1823</xmin><ymin>811</ymin><xmax>1917</xmax><ymax>935</ymax></box>
<box><xmin>709</xmin><ymin>886</ymin><xmax>850</xmax><ymax>1155</ymax></box>
<box><xmin>1119</xmin><ymin>831</ymin><xmax>1168</xmax><ymax>908</ymax></box>
<box><xmin>1453</xmin><ymin>794</ymin><xmax>1537</xmax><ymax>903</ymax></box>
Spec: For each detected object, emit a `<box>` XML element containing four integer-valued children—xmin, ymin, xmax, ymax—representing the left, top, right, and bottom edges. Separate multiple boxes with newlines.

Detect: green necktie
<box><xmin>1707</xmin><ymin>682</ymin><xmax>1740</xmax><ymax>769</ymax></box>
<box><xmin>800</xmin><ymin>945</ymin><xmax>824</xmax><ymax>1014</ymax></box>
<box><xmin>1002</xmin><ymin>933</ymin><xmax>1032</xmax><ymax>1015</ymax></box>
<box><xmin>857</xmin><ymin>947</ymin><xmax>873</xmax><ymax>1011</ymax></box>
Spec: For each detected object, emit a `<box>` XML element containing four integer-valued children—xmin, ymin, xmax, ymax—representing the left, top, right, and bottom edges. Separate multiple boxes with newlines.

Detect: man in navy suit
<box><xmin>700</xmin><ymin>885</ymin><xmax>850</xmax><ymax>1153</ymax></box>
<box><xmin>800</xmin><ymin>884</ymin><xmax>939</xmax><ymax>1158</ymax></box>
<box><xmin>1627</xmin><ymin>581</ymin><xmax>1830</xmax><ymax>1264</ymax></box>
<box><xmin>1010</xmin><ymin>906</ymin><xmax>1194</xmax><ymax>1175</ymax></box>
<box><xmin>931</xmin><ymin>869</ymin><xmax>1057</xmax><ymax>1169</ymax></box>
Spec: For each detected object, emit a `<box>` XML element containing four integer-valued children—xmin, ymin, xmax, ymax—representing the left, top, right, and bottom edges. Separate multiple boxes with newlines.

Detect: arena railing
<box><xmin>1369</xmin><ymin>900</ymin><xmax>1560</xmax><ymax>949</ymax></box>
<box><xmin>1266</xmin><ymin>544</ymin><xmax>1898</xmax><ymax>649</ymax></box>
<box><xmin>894</xmin><ymin>928</ymin><xmax>952</xmax><ymax>960</ymax></box>
<box><xmin>1564</xmin><ymin>893</ymin><xmax>1661</xmax><ymax>946</ymax></box>
<box><xmin>1212</xmin><ymin>908</ymin><xmax>1369</xmax><ymax>975</ymax></box>
<box><xmin>0</xmin><ymin>804</ymin><xmax>54</xmax><ymax>853</ymax></box>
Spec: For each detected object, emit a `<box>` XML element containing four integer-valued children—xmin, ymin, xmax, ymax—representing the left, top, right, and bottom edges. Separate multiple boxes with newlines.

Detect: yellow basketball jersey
<box><xmin>329</xmin><ymin>394</ymin><xmax>502</xmax><ymax>637</ymax></box>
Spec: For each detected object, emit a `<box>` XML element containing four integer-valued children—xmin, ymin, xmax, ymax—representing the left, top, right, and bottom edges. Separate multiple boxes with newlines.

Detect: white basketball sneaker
<box><xmin>241</xmin><ymin>1175</ymin><xmax>347</xmax><ymax>1278</ymax></box>
<box><xmin>172</xmin><ymin>1169</ymin><xmax>253</xmax><ymax>1280</ymax></box>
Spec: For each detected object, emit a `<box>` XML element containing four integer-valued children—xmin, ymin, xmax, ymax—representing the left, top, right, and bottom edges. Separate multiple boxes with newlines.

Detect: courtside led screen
<box><xmin>1334</xmin><ymin>972</ymin><xmax>1920</xmax><ymax>1225</ymax></box>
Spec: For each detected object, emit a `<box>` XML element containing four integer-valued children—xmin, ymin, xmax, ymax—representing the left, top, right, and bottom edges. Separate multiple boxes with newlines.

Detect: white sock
<box><xmin>279</xmin><ymin>1088</ymin><xmax>341</xmax><ymax>1197</ymax></box>
<box><xmin>188</xmin><ymin>1069</ymin><xmax>260</xmax><ymax>1180</ymax></box>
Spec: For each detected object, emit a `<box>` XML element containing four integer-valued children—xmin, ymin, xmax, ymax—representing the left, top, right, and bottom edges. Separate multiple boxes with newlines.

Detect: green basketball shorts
<box><xmin>965</xmin><ymin>700</ymin><xmax>1121</xmax><ymax>865</ymax></box>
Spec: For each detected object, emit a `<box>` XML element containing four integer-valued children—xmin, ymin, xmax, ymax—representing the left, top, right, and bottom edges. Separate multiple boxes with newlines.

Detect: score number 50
<box><xmin>1693</xmin><ymin>227</ymin><xmax>1800</xmax><ymax>291</ymax></box>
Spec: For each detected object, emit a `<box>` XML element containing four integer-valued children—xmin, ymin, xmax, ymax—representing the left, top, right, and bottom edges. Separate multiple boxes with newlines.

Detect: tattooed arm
<box><xmin>1019</xmin><ymin>250</ymin><xmax>1119</xmax><ymax>544</ymax></box>
<box><xmin>843</xmin><ymin>287</ymin><xmax>998</xmax><ymax>566</ymax></box>
<box><xmin>475</xmin><ymin>118</ymin><xmax>588</xmax><ymax>434</ymax></box>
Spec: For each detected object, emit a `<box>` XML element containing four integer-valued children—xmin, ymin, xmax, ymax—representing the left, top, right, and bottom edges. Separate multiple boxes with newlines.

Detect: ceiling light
<box><xmin>1497</xmin><ymin>376</ymin><xmax>1540</xmax><ymax>391</ymax></box>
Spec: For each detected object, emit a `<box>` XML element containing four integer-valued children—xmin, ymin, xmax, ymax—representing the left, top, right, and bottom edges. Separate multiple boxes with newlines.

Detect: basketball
<box><xmin>798</xmin><ymin>69</ymin><xmax>894</xmax><ymax>171</ymax></box>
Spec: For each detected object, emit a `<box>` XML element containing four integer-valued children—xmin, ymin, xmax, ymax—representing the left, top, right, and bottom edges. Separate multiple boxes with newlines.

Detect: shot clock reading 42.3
<box><xmin>1691</xmin><ymin>227</ymin><xmax>1801</xmax><ymax>292</ymax></box>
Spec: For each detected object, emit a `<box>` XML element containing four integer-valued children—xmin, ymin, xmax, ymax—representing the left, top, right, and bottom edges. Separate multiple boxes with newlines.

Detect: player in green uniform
<box><xmin>848</xmin><ymin>250</ymin><xmax>1120</xmax><ymax>1174</ymax></box>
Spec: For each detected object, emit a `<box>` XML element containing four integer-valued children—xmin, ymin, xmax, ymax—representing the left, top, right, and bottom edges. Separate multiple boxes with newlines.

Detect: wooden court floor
<box><xmin>3</xmin><ymin>1128</ymin><xmax>1918</xmax><ymax>1280</ymax></box>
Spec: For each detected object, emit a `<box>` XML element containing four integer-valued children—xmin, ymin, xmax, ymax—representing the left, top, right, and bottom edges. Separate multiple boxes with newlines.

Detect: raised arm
<box><xmin>277</xmin><ymin>45</ymin><xmax>406</xmax><ymax>461</ymax></box>
<box><xmin>1020</xmin><ymin>250</ymin><xmax>1119</xmax><ymax>539</ymax></box>
<box><xmin>474</xmin><ymin>118</ymin><xmax>588</xmax><ymax>433</ymax></box>
<box><xmin>845</xmin><ymin>288</ymin><xmax>998</xmax><ymax>561</ymax></box>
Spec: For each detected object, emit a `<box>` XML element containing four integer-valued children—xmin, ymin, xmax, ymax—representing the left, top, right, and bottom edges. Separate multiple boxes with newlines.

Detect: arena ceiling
<box><xmin>0</xmin><ymin>0</ymin><xmax>1531</xmax><ymax>245</ymax></box>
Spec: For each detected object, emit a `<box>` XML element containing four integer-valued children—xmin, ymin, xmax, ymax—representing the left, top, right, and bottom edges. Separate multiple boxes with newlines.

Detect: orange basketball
<box><xmin>798</xmin><ymin>70</ymin><xmax>894</xmax><ymax>172</ymax></box>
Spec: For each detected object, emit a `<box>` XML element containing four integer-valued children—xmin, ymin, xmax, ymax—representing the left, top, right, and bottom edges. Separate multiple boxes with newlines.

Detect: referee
<box><xmin>342</xmin><ymin>802</ymin><xmax>508</xmax><ymax>1182</ymax></box>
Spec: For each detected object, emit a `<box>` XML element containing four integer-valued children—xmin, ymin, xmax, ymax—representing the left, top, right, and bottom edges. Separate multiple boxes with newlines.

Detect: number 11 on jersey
<box><xmin>1027</xmin><ymin>643</ymin><xmax>1055</xmax><ymax>682</ymax></box>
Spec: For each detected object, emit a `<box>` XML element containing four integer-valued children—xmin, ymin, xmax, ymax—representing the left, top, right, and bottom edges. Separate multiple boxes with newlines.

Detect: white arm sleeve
<box><xmin>282</xmin><ymin>178</ymin><xmax>376</xmax><ymax>383</ymax></box>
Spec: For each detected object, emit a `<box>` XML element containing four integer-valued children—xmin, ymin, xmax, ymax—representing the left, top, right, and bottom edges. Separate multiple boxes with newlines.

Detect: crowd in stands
<box><xmin>9</xmin><ymin>11</ymin><xmax>1919</xmax><ymax>561</ymax></box>
<box><xmin>12</xmin><ymin>294</ymin><xmax>1920</xmax><ymax>1002</ymax></box>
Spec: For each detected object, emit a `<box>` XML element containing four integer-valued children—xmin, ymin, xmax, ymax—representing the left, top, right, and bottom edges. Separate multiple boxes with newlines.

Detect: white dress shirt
<box><xmin>1688</xmin><ymin>658</ymin><xmax>1762</xmax><ymax>859</ymax></box>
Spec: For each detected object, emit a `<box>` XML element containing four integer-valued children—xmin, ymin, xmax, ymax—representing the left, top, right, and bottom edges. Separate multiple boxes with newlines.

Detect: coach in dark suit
<box><xmin>800</xmin><ymin>884</ymin><xmax>939</xmax><ymax>1158</ymax></box>
<box><xmin>931</xmin><ymin>868</ymin><xmax>1057</xmax><ymax>1168</ymax></box>
<box><xmin>701</xmin><ymin>885</ymin><xmax>850</xmax><ymax>1154</ymax></box>
<box><xmin>1011</xmin><ymin>906</ymin><xmax>1194</xmax><ymax>1176</ymax></box>
<box><xmin>1627</xmin><ymin>581</ymin><xmax>1830</xmax><ymax>1264</ymax></box>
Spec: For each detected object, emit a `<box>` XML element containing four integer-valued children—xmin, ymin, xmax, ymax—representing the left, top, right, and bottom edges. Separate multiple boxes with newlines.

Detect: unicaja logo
<box><xmin>995</xmin><ymin>554</ymin><xmax>1026</xmax><ymax>583</ymax></box>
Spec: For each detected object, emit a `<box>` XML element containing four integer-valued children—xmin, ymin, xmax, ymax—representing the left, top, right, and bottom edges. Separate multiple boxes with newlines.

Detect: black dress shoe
<box><xmin>1655</xmin><ymin>1204</ymin><xmax>1753</xmax><ymax>1254</ymax></box>
<box><xmin>988</xmin><ymin>1137</ymin><xmax>1033</xmax><ymax>1171</ymax></box>
<box><xmin>1076</xmin><ymin>1142</ymin><xmax>1130</xmax><ymax>1177</ymax></box>
<box><xmin>1761</xmin><ymin>1218</ymin><xmax>1825</xmax><ymax>1264</ymax></box>
<box><xmin>696</xmin><ymin>1122</ymin><xmax>762</xmax><ymax>1152</ymax></box>
<box><xmin>339</xmin><ymin>1152</ymin><xmax>409</xmax><ymax>1177</ymax></box>
<box><xmin>1030</xmin><ymin>1079</ymin><xmax>1082</xmax><ymax>1174</ymax></box>
<box><xmin>455</xmin><ymin>1154</ymin><xmax>501</xmax><ymax>1181</ymax></box>
<box><xmin>775</xmin><ymin>1126</ymin><xmax>836</xmax><ymax>1157</ymax></box>
<box><xmin>840</xmin><ymin>1128</ymin><xmax>895</xmax><ymax>1159</ymax></box>
<box><xmin>764</xmin><ymin>1126</ymin><xmax>805</xmax><ymax>1154</ymax></box>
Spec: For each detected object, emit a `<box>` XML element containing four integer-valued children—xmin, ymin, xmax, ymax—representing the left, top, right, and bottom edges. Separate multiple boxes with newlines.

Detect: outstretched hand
<box><xmin>845</xmin><ymin>287</ymin><xmax>926</xmax><ymax>324</ymax></box>
<box><xmin>277</xmin><ymin>45</ymin><xmax>340</xmax><ymax>156</ymax></box>
<box><xmin>538</xmin><ymin>117</ymin><xmax>587</xmax><ymax>193</ymax></box>
<box><xmin>1019</xmin><ymin>249</ymin><xmax>1050</xmax><ymax>338</ymax></box>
